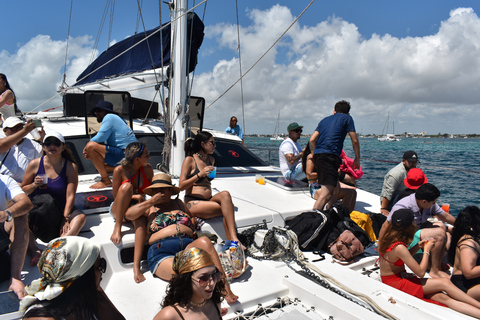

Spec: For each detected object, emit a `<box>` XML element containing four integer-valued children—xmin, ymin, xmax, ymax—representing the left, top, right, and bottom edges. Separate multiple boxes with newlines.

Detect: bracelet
<box><xmin>424</xmin><ymin>252</ymin><xmax>430</xmax><ymax>256</ymax></box>
<box><xmin>176</xmin><ymin>224</ymin><xmax>181</xmax><ymax>235</ymax></box>
<box><xmin>380</xmin><ymin>208</ymin><xmax>388</xmax><ymax>210</ymax></box>
<box><xmin>31</xmin><ymin>183</ymin><xmax>36</xmax><ymax>190</ymax></box>
<box><xmin>196</xmin><ymin>173</ymin><xmax>200</xmax><ymax>180</ymax></box>
<box><xmin>5</xmin><ymin>209</ymin><xmax>12</xmax><ymax>222</ymax></box>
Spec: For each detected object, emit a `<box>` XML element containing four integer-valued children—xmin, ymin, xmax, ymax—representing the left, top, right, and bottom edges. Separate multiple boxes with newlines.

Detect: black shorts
<box><xmin>313</xmin><ymin>153</ymin><xmax>342</xmax><ymax>187</ymax></box>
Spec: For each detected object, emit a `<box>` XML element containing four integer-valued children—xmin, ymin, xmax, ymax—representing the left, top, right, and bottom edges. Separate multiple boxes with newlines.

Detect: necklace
<box><xmin>189</xmin><ymin>299</ymin><xmax>206</xmax><ymax>308</ymax></box>
<box><xmin>195</xmin><ymin>152</ymin><xmax>207</xmax><ymax>160</ymax></box>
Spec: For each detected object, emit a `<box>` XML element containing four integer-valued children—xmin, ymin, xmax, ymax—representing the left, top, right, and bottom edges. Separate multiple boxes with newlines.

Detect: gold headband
<box><xmin>173</xmin><ymin>247</ymin><xmax>215</xmax><ymax>274</ymax></box>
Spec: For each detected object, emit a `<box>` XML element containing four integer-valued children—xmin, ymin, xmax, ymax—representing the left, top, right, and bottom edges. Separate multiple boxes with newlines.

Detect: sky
<box><xmin>2</xmin><ymin>0</ymin><xmax>480</xmax><ymax>135</ymax></box>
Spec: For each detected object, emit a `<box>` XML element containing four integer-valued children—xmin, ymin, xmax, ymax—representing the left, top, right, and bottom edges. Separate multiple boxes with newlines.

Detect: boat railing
<box><xmin>248</xmin><ymin>147</ymin><xmax>279</xmax><ymax>166</ymax></box>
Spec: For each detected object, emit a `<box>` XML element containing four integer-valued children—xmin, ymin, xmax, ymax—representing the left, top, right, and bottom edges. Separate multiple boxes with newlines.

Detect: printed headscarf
<box><xmin>20</xmin><ymin>236</ymin><xmax>100</xmax><ymax>312</ymax></box>
<box><xmin>172</xmin><ymin>247</ymin><xmax>215</xmax><ymax>275</ymax></box>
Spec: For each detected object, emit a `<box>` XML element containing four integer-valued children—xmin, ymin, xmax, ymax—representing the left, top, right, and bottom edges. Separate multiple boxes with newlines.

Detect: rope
<box><xmin>235</xmin><ymin>0</ymin><xmax>246</xmax><ymax>136</ymax></box>
<box><xmin>60</xmin><ymin>0</ymin><xmax>74</xmax><ymax>90</ymax></box>
<box><xmin>205</xmin><ymin>0</ymin><xmax>317</xmax><ymax>110</ymax></box>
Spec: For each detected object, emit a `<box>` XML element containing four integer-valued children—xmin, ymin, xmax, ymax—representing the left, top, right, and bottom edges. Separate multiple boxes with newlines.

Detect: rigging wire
<box><xmin>235</xmin><ymin>0</ymin><xmax>246</xmax><ymax>136</ymax></box>
<box><xmin>60</xmin><ymin>0</ymin><xmax>74</xmax><ymax>90</ymax></box>
<box><xmin>205</xmin><ymin>0</ymin><xmax>317</xmax><ymax>111</ymax></box>
<box><xmin>135</xmin><ymin>0</ymin><xmax>144</xmax><ymax>34</ymax></box>
<box><xmin>107</xmin><ymin>0</ymin><xmax>115</xmax><ymax>49</ymax></box>
<box><xmin>90</xmin><ymin>0</ymin><xmax>112</xmax><ymax>64</ymax></box>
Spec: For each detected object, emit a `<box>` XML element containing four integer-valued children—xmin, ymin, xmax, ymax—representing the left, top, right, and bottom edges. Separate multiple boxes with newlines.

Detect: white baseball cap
<box><xmin>44</xmin><ymin>131</ymin><xmax>65</xmax><ymax>143</ymax></box>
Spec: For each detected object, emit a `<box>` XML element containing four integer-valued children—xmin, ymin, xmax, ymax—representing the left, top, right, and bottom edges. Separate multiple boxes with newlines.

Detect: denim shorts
<box><xmin>105</xmin><ymin>145</ymin><xmax>124</xmax><ymax>167</ymax></box>
<box><xmin>147</xmin><ymin>236</ymin><xmax>193</xmax><ymax>274</ymax></box>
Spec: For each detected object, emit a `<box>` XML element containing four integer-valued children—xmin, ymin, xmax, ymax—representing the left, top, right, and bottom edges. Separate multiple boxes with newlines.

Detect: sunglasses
<box><xmin>43</xmin><ymin>139</ymin><xmax>62</xmax><ymax>147</ymax></box>
<box><xmin>294</xmin><ymin>129</ymin><xmax>303</xmax><ymax>133</ymax></box>
<box><xmin>192</xmin><ymin>270</ymin><xmax>222</xmax><ymax>287</ymax></box>
<box><xmin>206</xmin><ymin>140</ymin><xmax>216</xmax><ymax>146</ymax></box>
<box><xmin>96</xmin><ymin>257</ymin><xmax>107</xmax><ymax>273</ymax></box>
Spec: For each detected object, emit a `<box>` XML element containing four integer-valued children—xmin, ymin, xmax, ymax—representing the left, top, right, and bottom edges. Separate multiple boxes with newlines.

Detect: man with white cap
<box><xmin>0</xmin><ymin>117</ymin><xmax>44</xmax><ymax>183</ymax></box>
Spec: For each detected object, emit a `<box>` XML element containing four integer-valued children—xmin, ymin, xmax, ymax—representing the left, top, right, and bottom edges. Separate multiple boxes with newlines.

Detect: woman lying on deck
<box><xmin>448</xmin><ymin>206</ymin><xmax>480</xmax><ymax>300</ymax></box>
<box><xmin>179</xmin><ymin>131</ymin><xmax>242</xmax><ymax>247</ymax></box>
<box><xmin>379</xmin><ymin>208</ymin><xmax>480</xmax><ymax>318</ymax></box>
<box><xmin>125</xmin><ymin>173</ymin><xmax>238</xmax><ymax>303</ymax></box>
<box><xmin>153</xmin><ymin>247</ymin><xmax>227</xmax><ymax>320</ymax></box>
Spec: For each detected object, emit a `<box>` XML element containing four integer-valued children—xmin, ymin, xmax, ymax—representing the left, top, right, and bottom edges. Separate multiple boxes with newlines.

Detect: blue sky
<box><xmin>2</xmin><ymin>1</ymin><xmax>480</xmax><ymax>134</ymax></box>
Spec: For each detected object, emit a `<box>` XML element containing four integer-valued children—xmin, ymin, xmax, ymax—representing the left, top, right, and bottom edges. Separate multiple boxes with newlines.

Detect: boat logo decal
<box><xmin>228</xmin><ymin>150</ymin><xmax>239</xmax><ymax>157</ymax></box>
<box><xmin>87</xmin><ymin>195</ymin><xmax>108</xmax><ymax>202</ymax></box>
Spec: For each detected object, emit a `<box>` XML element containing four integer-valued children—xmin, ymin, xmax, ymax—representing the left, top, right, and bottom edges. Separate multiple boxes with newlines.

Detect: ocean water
<box><xmin>245</xmin><ymin>136</ymin><xmax>480</xmax><ymax>217</ymax></box>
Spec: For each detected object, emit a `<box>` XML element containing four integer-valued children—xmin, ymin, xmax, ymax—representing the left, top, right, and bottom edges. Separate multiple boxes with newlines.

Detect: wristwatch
<box><xmin>5</xmin><ymin>209</ymin><xmax>13</xmax><ymax>222</ymax></box>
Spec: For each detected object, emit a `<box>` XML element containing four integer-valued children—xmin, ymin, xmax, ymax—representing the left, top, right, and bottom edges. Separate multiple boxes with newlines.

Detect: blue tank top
<box><xmin>30</xmin><ymin>156</ymin><xmax>68</xmax><ymax>209</ymax></box>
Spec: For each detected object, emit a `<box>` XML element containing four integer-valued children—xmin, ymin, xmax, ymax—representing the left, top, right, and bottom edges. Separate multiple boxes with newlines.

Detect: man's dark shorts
<box><xmin>105</xmin><ymin>145</ymin><xmax>125</xmax><ymax>167</ymax></box>
<box><xmin>313</xmin><ymin>153</ymin><xmax>342</xmax><ymax>187</ymax></box>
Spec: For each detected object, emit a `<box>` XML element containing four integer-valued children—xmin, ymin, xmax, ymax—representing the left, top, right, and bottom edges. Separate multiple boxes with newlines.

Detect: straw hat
<box><xmin>143</xmin><ymin>173</ymin><xmax>180</xmax><ymax>196</ymax></box>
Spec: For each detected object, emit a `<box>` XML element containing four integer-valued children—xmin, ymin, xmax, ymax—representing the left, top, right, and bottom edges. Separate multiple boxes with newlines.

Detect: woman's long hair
<box><xmin>184</xmin><ymin>131</ymin><xmax>213</xmax><ymax>157</ymax></box>
<box><xmin>447</xmin><ymin>206</ymin><xmax>480</xmax><ymax>265</ymax></box>
<box><xmin>378</xmin><ymin>222</ymin><xmax>417</xmax><ymax>254</ymax></box>
<box><xmin>44</xmin><ymin>266</ymin><xmax>99</xmax><ymax>319</ymax></box>
<box><xmin>161</xmin><ymin>268</ymin><xmax>225</xmax><ymax>308</ymax></box>
<box><xmin>120</xmin><ymin>142</ymin><xmax>146</xmax><ymax>171</ymax></box>
<box><xmin>301</xmin><ymin>143</ymin><xmax>312</xmax><ymax>174</ymax></box>
<box><xmin>0</xmin><ymin>73</ymin><xmax>20</xmax><ymax>113</ymax></box>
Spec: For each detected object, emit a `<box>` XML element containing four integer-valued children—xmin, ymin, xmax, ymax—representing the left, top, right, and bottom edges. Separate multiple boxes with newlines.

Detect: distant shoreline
<box><xmin>245</xmin><ymin>134</ymin><xmax>480</xmax><ymax>139</ymax></box>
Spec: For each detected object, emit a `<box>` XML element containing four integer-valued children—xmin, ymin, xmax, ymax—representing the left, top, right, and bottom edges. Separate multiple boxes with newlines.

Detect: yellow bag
<box><xmin>350</xmin><ymin>211</ymin><xmax>376</xmax><ymax>242</ymax></box>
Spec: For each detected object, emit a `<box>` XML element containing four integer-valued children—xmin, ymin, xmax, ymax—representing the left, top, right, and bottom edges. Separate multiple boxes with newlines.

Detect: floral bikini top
<box><xmin>149</xmin><ymin>199</ymin><xmax>197</xmax><ymax>235</ymax></box>
<box><xmin>379</xmin><ymin>242</ymin><xmax>407</xmax><ymax>267</ymax></box>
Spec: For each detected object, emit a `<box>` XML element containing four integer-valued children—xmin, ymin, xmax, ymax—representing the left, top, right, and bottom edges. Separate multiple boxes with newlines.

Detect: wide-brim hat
<box><xmin>2</xmin><ymin>117</ymin><xmax>24</xmax><ymax>129</ymax></box>
<box><xmin>90</xmin><ymin>100</ymin><xmax>114</xmax><ymax>115</ymax></box>
<box><xmin>143</xmin><ymin>173</ymin><xmax>180</xmax><ymax>196</ymax></box>
<box><xmin>404</xmin><ymin>168</ymin><xmax>428</xmax><ymax>190</ymax></box>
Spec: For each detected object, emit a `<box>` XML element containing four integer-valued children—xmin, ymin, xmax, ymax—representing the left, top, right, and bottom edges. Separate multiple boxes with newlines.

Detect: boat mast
<box><xmin>169</xmin><ymin>0</ymin><xmax>188</xmax><ymax>176</ymax></box>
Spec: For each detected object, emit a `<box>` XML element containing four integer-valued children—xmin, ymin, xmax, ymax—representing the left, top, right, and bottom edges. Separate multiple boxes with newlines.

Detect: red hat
<box><xmin>404</xmin><ymin>168</ymin><xmax>428</xmax><ymax>190</ymax></box>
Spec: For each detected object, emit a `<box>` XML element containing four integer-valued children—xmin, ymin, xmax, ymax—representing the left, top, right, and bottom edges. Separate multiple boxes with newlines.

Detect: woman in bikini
<box><xmin>379</xmin><ymin>208</ymin><xmax>480</xmax><ymax>317</ymax></box>
<box><xmin>21</xmin><ymin>131</ymin><xmax>86</xmax><ymax>266</ymax></box>
<box><xmin>179</xmin><ymin>131</ymin><xmax>241</xmax><ymax>247</ymax></box>
<box><xmin>125</xmin><ymin>173</ymin><xmax>238</xmax><ymax>303</ymax></box>
<box><xmin>153</xmin><ymin>247</ymin><xmax>227</xmax><ymax>320</ymax></box>
<box><xmin>448</xmin><ymin>206</ymin><xmax>480</xmax><ymax>300</ymax></box>
<box><xmin>110</xmin><ymin>142</ymin><xmax>153</xmax><ymax>282</ymax></box>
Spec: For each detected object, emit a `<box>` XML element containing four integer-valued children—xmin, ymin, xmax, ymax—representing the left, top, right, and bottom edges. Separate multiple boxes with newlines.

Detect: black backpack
<box><xmin>29</xmin><ymin>194</ymin><xmax>63</xmax><ymax>243</ymax></box>
<box><xmin>285</xmin><ymin>204</ymin><xmax>349</xmax><ymax>251</ymax></box>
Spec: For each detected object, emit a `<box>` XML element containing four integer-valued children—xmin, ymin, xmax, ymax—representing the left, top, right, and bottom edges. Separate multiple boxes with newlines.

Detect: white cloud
<box><xmin>195</xmin><ymin>5</ymin><xmax>480</xmax><ymax>134</ymax></box>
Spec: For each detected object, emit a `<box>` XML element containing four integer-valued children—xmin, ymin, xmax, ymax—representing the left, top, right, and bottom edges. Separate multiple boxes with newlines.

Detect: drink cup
<box><xmin>255</xmin><ymin>174</ymin><xmax>261</xmax><ymax>183</ymax></box>
<box><xmin>208</xmin><ymin>167</ymin><xmax>216</xmax><ymax>179</ymax></box>
<box><xmin>38</xmin><ymin>174</ymin><xmax>48</xmax><ymax>189</ymax></box>
<box><xmin>441</xmin><ymin>203</ymin><xmax>450</xmax><ymax>213</ymax></box>
<box><xmin>258</xmin><ymin>176</ymin><xmax>266</xmax><ymax>185</ymax></box>
<box><xmin>30</xmin><ymin>128</ymin><xmax>41</xmax><ymax>140</ymax></box>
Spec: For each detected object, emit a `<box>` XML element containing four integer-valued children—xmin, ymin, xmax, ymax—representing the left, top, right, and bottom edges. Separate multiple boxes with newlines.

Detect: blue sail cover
<box><xmin>75</xmin><ymin>12</ymin><xmax>204</xmax><ymax>86</ymax></box>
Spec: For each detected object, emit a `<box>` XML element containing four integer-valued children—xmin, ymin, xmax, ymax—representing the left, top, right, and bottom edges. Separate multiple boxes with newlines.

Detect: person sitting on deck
<box><xmin>83</xmin><ymin>100</ymin><xmax>137</xmax><ymax>189</ymax></box>
<box><xmin>394</xmin><ymin>168</ymin><xmax>428</xmax><ymax>205</ymax></box>
<box><xmin>0</xmin><ymin>117</ymin><xmax>44</xmax><ymax>183</ymax></box>
<box><xmin>279</xmin><ymin>122</ymin><xmax>306</xmax><ymax>181</ymax></box>
<box><xmin>179</xmin><ymin>131</ymin><xmax>242</xmax><ymax>247</ymax></box>
<box><xmin>225</xmin><ymin>116</ymin><xmax>245</xmax><ymax>146</ymax></box>
<box><xmin>301</xmin><ymin>144</ymin><xmax>357</xmax><ymax>213</ymax></box>
<box><xmin>20</xmin><ymin>236</ymin><xmax>125</xmax><ymax>320</ymax></box>
<box><xmin>0</xmin><ymin>174</ymin><xmax>32</xmax><ymax>300</ymax></box>
<box><xmin>153</xmin><ymin>247</ymin><xmax>228</xmax><ymax>319</ymax></box>
<box><xmin>379</xmin><ymin>183</ymin><xmax>455</xmax><ymax>279</ymax></box>
<box><xmin>380</xmin><ymin>150</ymin><xmax>419</xmax><ymax>216</ymax></box>
<box><xmin>124</xmin><ymin>173</ymin><xmax>239</xmax><ymax>304</ymax></box>
<box><xmin>378</xmin><ymin>209</ymin><xmax>480</xmax><ymax>318</ymax></box>
<box><xmin>339</xmin><ymin>150</ymin><xmax>363</xmax><ymax>188</ymax></box>
<box><xmin>448</xmin><ymin>206</ymin><xmax>480</xmax><ymax>300</ymax></box>
<box><xmin>21</xmin><ymin>131</ymin><xmax>86</xmax><ymax>266</ymax></box>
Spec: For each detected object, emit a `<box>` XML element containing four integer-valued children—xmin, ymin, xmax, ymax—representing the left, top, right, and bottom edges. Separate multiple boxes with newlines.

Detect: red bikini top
<box><xmin>380</xmin><ymin>242</ymin><xmax>407</xmax><ymax>267</ymax></box>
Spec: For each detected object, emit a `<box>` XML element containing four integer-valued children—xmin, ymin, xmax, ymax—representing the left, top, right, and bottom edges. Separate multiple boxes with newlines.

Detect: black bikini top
<box><xmin>187</xmin><ymin>157</ymin><xmax>214</xmax><ymax>183</ymax></box>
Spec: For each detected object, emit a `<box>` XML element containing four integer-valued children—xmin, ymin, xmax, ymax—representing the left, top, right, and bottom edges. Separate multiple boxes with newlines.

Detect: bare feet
<box><xmin>225</xmin><ymin>292</ymin><xmax>239</xmax><ymax>304</ymax></box>
<box><xmin>133</xmin><ymin>267</ymin><xmax>146</xmax><ymax>283</ymax></box>
<box><xmin>110</xmin><ymin>228</ymin><xmax>122</xmax><ymax>244</ymax></box>
<box><xmin>9</xmin><ymin>278</ymin><xmax>27</xmax><ymax>300</ymax></box>
<box><xmin>90</xmin><ymin>178</ymin><xmax>112</xmax><ymax>189</ymax></box>
<box><xmin>30</xmin><ymin>250</ymin><xmax>42</xmax><ymax>267</ymax></box>
<box><xmin>221</xmin><ymin>308</ymin><xmax>228</xmax><ymax>317</ymax></box>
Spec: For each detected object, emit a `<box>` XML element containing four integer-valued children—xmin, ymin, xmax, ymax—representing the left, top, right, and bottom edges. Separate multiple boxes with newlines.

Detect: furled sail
<box><xmin>75</xmin><ymin>12</ymin><xmax>204</xmax><ymax>86</ymax></box>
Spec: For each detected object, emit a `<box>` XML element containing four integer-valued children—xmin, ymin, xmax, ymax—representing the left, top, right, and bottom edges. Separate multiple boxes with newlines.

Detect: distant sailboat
<box><xmin>270</xmin><ymin>111</ymin><xmax>284</xmax><ymax>141</ymax></box>
<box><xmin>378</xmin><ymin>112</ymin><xmax>401</xmax><ymax>141</ymax></box>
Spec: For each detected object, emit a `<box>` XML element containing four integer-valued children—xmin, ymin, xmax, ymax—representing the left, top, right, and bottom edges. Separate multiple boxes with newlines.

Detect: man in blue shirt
<box><xmin>309</xmin><ymin>100</ymin><xmax>360</xmax><ymax>211</ymax></box>
<box><xmin>225</xmin><ymin>116</ymin><xmax>244</xmax><ymax>145</ymax></box>
<box><xmin>83</xmin><ymin>100</ymin><xmax>137</xmax><ymax>189</ymax></box>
